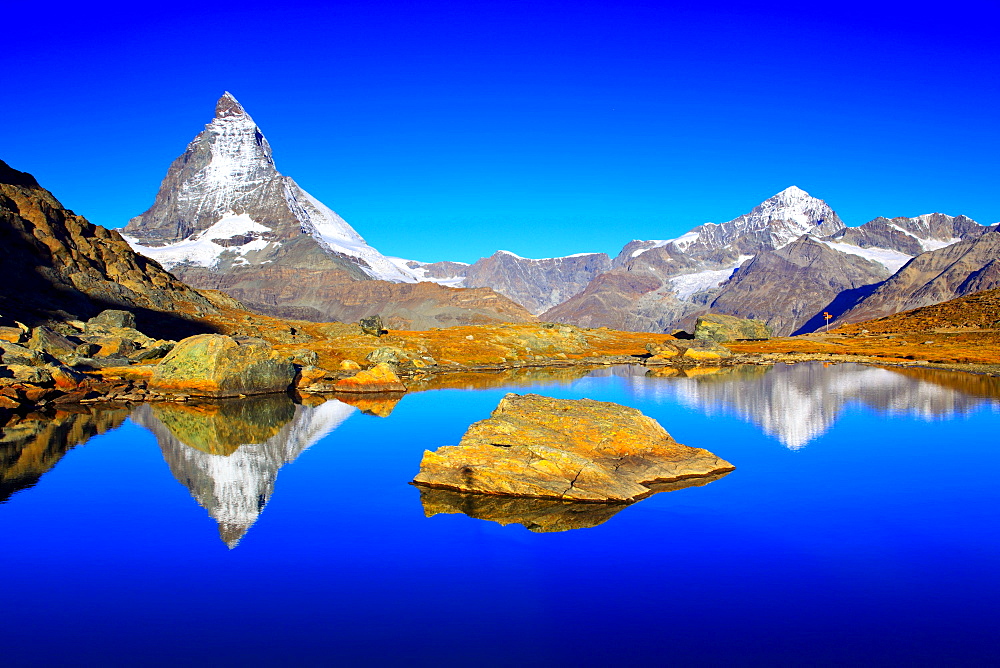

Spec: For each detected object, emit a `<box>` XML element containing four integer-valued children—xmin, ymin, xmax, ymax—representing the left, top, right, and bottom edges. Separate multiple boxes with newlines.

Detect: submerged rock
<box><xmin>413</xmin><ymin>393</ymin><xmax>733</xmax><ymax>502</ymax></box>
<box><xmin>149</xmin><ymin>334</ymin><xmax>295</xmax><ymax>397</ymax></box>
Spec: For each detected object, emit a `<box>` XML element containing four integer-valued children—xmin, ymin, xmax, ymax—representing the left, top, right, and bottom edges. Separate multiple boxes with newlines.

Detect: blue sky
<box><xmin>3</xmin><ymin>0</ymin><xmax>998</xmax><ymax>263</ymax></box>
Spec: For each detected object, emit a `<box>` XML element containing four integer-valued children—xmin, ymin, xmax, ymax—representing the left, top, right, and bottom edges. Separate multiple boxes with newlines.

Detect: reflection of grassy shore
<box><xmin>0</xmin><ymin>406</ymin><xmax>128</xmax><ymax>502</ymax></box>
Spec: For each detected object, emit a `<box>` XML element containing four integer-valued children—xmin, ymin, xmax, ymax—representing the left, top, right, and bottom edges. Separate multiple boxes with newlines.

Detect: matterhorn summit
<box><xmin>121</xmin><ymin>93</ymin><xmax>534</xmax><ymax>328</ymax></box>
<box><xmin>123</xmin><ymin>92</ymin><xmax>418</xmax><ymax>282</ymax></box>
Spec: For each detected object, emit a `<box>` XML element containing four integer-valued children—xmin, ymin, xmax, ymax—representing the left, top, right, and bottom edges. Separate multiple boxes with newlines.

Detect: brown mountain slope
<box><xmin>729</xmin><ymin>287</ymin><xmax>1000</xmax><ymax>368</ymax></box>
<box><xmin>832</xmin><ymin>227</ymin><xmax>1000</xmax><ymax>327</ymax></box>
<box><xmin>699</xmin><ymin>236</ymin><xmax>890</xmax><ymax>336</ymax></box>
<box><xmin>834</xmin><ymin>287</ymin><xmax>1000</xmax><ymax>335</ymax></box>
<box><xmin>178</xmin><ymin>263</ymin><xmax>536</xmax><ymax>330</ymax></box>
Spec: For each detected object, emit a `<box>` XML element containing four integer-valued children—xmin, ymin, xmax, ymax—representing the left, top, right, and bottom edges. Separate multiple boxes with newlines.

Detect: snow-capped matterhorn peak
<box><xmin>122</xmin><ymin>92</ymin><xmax>420</xmax><ymax>283</ymax></box>
<box><xmin>215</xmin><ymin>90</ymin><xmax>247</xmax><ymax>117</ymax></box>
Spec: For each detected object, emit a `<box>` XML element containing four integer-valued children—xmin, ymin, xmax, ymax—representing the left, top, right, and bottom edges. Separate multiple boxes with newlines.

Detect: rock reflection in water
<box><xmin>0</xmin><ymin>406</ymin><xmax>128</xmax><ymax>503</ymax></box>
<box><xmin>627</xmin><ymin>362</ymin><xmax>1000</xmax><ymax>449</ymax></box>
<box><xmin>132</xmin><ymin>396</ymin><xmax>356</xmax><ymax>547</ymax></box>
<box><xmin>329</xmin><ymin>392</ymin><xmax>405</xmax><ymax>417</ymax></box>
<box><xmin>406</xmin><ymin>365</ymin><xmax>598</xmax><ymax>392</ymax></box>
<box><xmin>418</xmin><ymin>472</ymin><xmax>731</xmax><ymax>533</ymax></box>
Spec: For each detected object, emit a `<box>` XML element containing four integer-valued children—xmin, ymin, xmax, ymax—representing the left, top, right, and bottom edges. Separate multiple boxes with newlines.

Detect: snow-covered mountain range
<box><xmin>119</xmin><ymin>93</ymin><xmax>996</xmax><ymax>334</ymax></box>
<box><xmin>545</xmin><ymin>186</ymin><xmax>991</xmax><ymax>334</ymax></box>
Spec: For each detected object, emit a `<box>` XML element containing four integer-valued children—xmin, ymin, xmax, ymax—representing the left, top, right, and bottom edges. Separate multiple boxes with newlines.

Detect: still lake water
<box><xmin>2</xmin><ymin>362</ymin><xmax>999</xmax><ymax>667</ymax></box>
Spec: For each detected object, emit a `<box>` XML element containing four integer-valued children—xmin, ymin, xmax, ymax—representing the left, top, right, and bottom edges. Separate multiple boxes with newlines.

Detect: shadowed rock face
<box><xmin>417</xmin><ymin>472</ymin><xmax>730</xmax><ymax>532</ymax></box>
<box><xmin>413</xmin><ymin>393</ymin><xmax>733</xmax><ymax>502</ymax></box>
<box><xmin>133</xmin><ymin>397</ymin><xmax>356</xmax><ymax>547</ymax></box>
<box><xmin>0</xmin><ymin>160</ymin><xmax>220</xmax><ymax>338</ymax></box>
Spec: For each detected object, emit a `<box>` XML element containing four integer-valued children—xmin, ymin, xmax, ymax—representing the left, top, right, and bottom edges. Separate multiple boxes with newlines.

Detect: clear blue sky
<box><xmin>4</xmin><ymin>0</ymin><xmax>998</xmax><ymax>263</ymax></box>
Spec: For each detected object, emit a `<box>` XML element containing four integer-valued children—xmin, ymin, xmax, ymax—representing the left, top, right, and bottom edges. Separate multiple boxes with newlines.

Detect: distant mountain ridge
<box><xmin>543</xmin><ymin>187</ymin><xmax>991</xmax><ymax>335</ymax></box>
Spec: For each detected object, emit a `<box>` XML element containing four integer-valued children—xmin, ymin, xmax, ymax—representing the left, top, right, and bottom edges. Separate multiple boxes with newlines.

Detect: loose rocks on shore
<box><xmin>413</xmin><ymin>393</ymin><xmax>734</xmax><ymax>502</ymax></box>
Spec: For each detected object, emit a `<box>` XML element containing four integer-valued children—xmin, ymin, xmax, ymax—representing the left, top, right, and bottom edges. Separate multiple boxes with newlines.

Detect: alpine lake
<box><xmin>2</xmin><ymin>361</ymin><xmax>998</xmax><ymax>667</ymax></box>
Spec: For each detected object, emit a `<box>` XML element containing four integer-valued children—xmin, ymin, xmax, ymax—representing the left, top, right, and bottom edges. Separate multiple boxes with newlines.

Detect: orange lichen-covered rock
<box><xmin>413</xmin><ymin>393</ymin><xmax>734</xmax><ymax>502</ymax></box>
<box><xmin>150</xmin><ymin>334</ymin><xmax>295</xmax><ymax>397</ymax></box>
<box><xmin>294</xmin><ymin>365</ymin><xmax>329</xmax><ymax>390</ymax></box>
<box><xmin>334</xmin><ymin>362</ymin><xmax>406</xmax><ymax>393</ymax></box>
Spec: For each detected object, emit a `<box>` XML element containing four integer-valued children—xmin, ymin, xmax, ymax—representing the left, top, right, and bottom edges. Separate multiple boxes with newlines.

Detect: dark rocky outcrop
<box><xmin>413</xmin><ymin>393</ymin><xmax>733</xmax><ymax>502</ymax></box>
<box><xmin>359</xmin><ymin>315</ymin><xmax>386</xmax><ymax>336</ymax></box>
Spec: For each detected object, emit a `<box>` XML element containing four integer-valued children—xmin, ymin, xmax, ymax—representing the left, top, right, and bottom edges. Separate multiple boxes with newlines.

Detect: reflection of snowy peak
<box><xmin>623</xmin><ymin>363</ymin><xmax>997</xmax><ymax>449</ymax></box>
<box><xmin>122</xmin><ymin>92</ymin><xmax>419</xmax><ymax>283</ymax></box>
<box><xmin>134</xmin><ymin>398</ymin><xmax>355</xmax><ymax>548</ymax></box>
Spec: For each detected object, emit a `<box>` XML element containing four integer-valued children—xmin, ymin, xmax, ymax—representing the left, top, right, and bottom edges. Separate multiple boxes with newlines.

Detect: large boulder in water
<box><xmin>150</xmin><ymin>334</ymin><xmax>294</xmax><ymax>397</ymax></box>
<box><xmin>413</xmin><ymin>393</ymin><xmax>734</xmax><ymax>502</ymax></box>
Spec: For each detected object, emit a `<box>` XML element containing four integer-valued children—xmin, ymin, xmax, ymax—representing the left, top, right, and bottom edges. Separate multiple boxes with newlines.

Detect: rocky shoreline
<box><xmin>2</xmin><ymin>309</ymin><xmax>997</xmax><ymax>426</ymax></box>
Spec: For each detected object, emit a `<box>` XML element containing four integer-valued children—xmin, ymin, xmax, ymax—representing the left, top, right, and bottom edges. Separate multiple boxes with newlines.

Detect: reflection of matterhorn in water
<box><xmin>618</xmin><ymin>362</ymin><xmax>1000</xmax><ymax>450</ymax></box>
<box><xmin>131</xmin><ymin>396</ymin><xmax>355</xmax><ymax>547</ymax></box>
